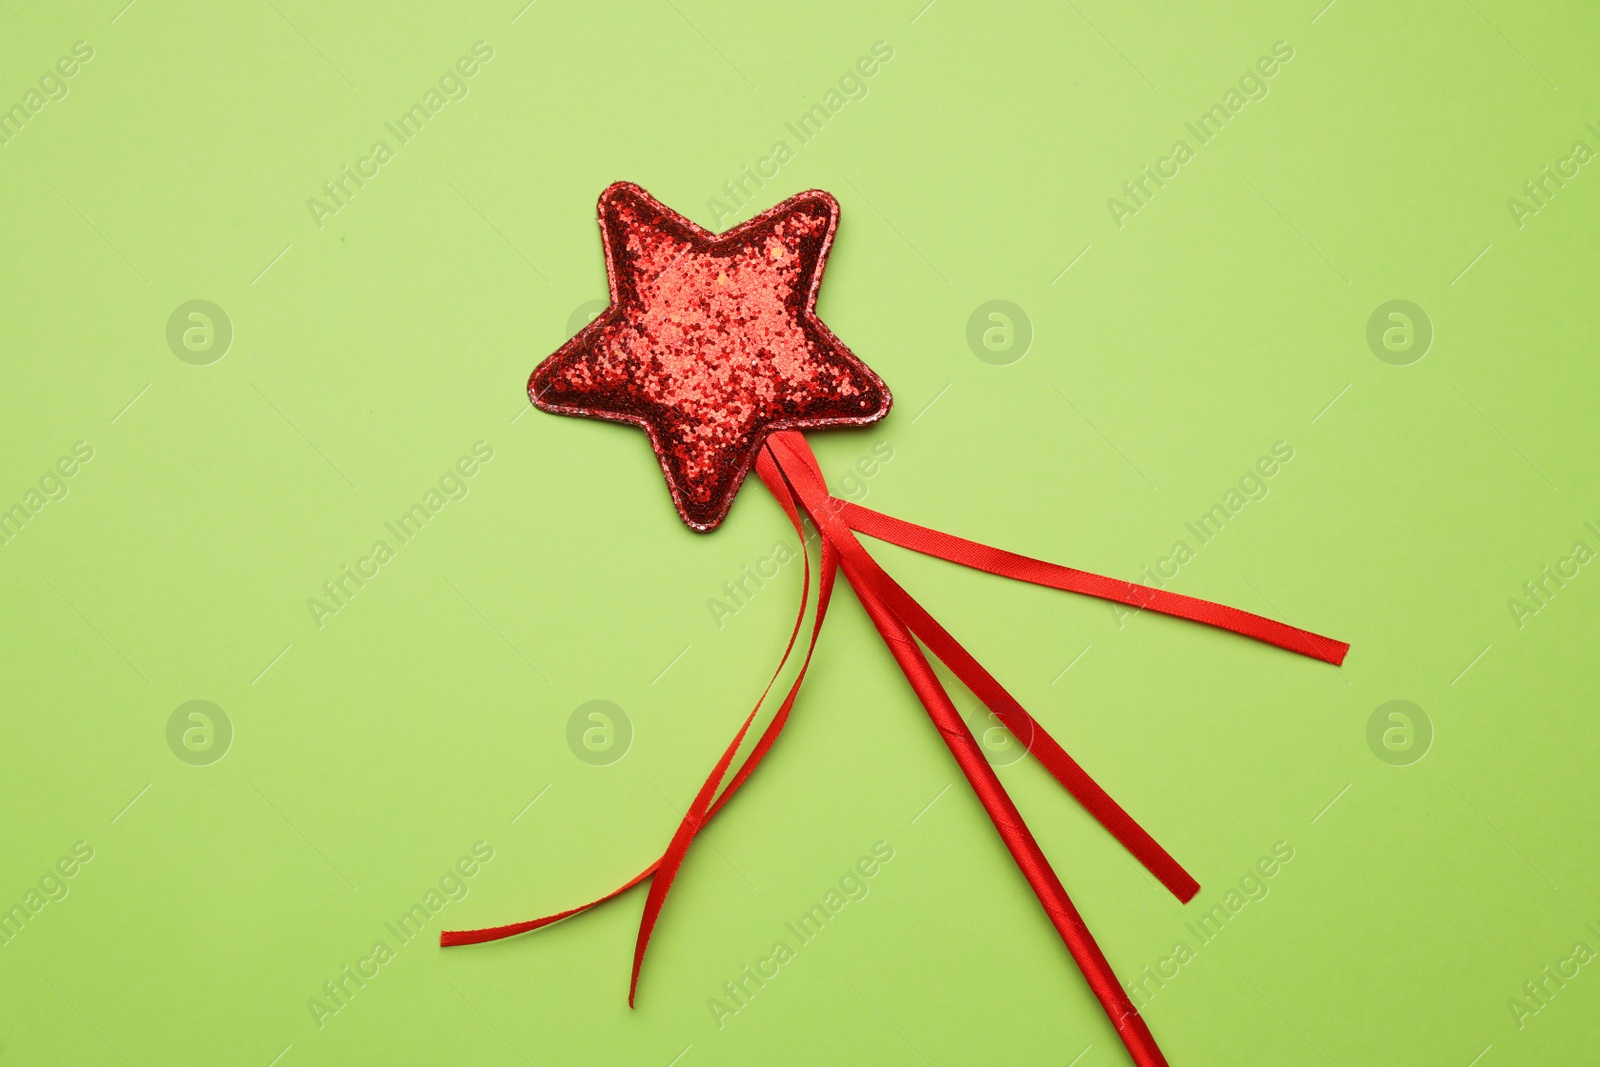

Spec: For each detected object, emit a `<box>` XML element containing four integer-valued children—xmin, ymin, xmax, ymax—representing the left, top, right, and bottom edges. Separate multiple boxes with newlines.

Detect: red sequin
<box><xmin>529</xmin><ymin>182</ymin><xmax>891</xmax><ymax>531</ymax></box>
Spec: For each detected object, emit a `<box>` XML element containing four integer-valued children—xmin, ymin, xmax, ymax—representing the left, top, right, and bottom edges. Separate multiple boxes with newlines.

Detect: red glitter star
<box><xmin>529</xmin><ymin>182</ymin><xmax>892</xmax><ymax>531</ymax></box>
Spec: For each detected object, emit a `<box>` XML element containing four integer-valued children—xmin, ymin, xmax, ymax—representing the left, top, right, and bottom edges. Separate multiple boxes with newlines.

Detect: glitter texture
<box><xmin>529</xmin><ymin>182</ymin><xmax>892</xmax><ymax>531</ymax></box>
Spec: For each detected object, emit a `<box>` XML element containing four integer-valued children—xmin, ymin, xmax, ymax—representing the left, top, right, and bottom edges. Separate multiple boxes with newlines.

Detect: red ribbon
<box><xmin>442</xmin><ymin>431</ymin><xmax>1348</xmax><ymax>1067</ymax></box>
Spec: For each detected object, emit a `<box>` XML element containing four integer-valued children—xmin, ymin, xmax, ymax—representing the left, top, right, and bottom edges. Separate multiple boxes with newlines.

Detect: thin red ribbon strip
<box><xmin>439</xmin><ymin>459</ymin><xmax>835</xmax><ymax>953</ymax></box>
<box><xmin>441</xmin><ymin>431</ymin><xmax>1349</xmax><ymax>1067</ymax></box>
<box><xmin>836</xmin><ymin>496</ymin><xmax>1348</xmax><ymax>666</ymax></box>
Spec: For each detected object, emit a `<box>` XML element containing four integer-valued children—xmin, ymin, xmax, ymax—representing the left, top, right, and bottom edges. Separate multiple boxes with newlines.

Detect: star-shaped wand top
<box><xmin>529</xmin><ymin>182</ymin><xmax>892</xmax><ymax>531</ymax></box>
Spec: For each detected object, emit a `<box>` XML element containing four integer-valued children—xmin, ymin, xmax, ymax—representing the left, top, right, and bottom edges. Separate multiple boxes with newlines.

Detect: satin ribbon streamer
<box><xmin>442</xmin><ymin>431</ymin><xmax>1348</xmax><ymax>1067</ymax></box>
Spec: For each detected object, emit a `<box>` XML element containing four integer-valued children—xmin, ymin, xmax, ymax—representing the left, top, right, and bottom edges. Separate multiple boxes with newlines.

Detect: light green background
<box><xmin>3</xmin><ymin>1</ymin><xmax>1598</xmax><ymax>1064</ymax></box>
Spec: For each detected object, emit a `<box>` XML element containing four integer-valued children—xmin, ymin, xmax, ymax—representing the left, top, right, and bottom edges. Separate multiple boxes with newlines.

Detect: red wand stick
<box><xmin>764</xmin><ymin>433</ymin><xmax>1171</xmax><ymax>1066</ymax></box>
<box><xmin>442</xmin><ymin>183</ymin><xmax>1348</xmax><ymax>1067</ymax></box>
